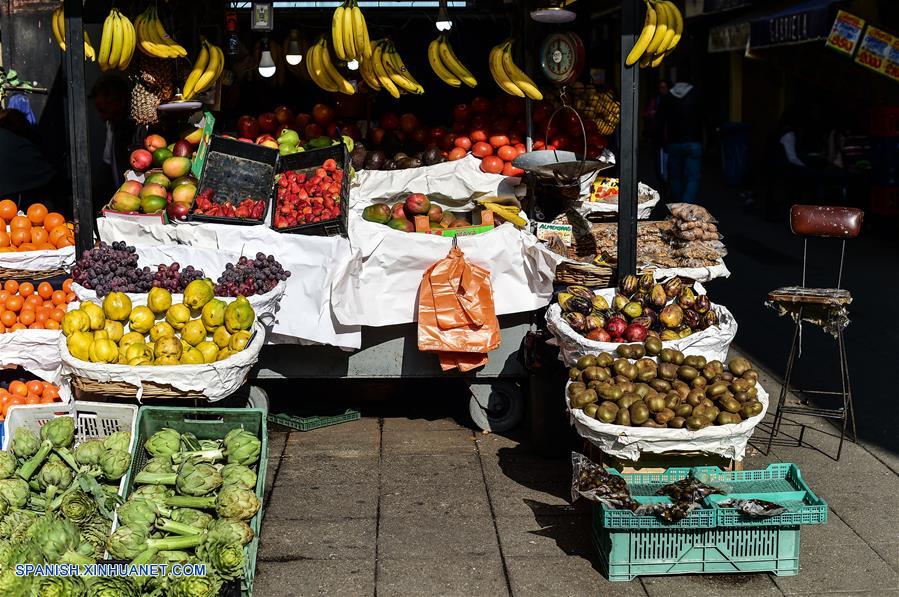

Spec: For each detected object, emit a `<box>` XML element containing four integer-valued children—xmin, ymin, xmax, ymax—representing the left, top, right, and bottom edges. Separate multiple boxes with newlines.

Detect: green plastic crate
<box><xmin>592</xmin><ymin>516</ymin><xmax>801</xmax><ymax>581</ymax></box>
<box><xmin>123</xmin><ymin>406</ymin><xmax>268</xmax><ymax>597</ymax></box>
<box><xmin>599</xmin><ymin>463</ymin><xmax>827</xmax><ymax>529</ymax></box>
<box><xmin>267</xmin><ymin>409</ymin><xmax>360</xmax><ymax>432</ymax></box>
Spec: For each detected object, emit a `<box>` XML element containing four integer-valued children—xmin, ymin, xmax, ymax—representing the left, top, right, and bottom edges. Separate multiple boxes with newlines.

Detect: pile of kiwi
<box><xmin>567</xmin><ymin>339</ymin><xmax>764</xmax><ymax>430</ymax></box>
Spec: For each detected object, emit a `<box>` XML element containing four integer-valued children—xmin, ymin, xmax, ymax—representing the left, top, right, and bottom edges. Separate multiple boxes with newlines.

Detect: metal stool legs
<box><xmin>766</xmin><ymin>318</ymin><xmax>857</xmax><ymax>461</ymax></box>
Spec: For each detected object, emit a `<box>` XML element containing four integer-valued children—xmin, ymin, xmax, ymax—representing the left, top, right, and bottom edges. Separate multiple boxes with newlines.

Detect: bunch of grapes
<box><xmin>152</xmin><ymin>263</ymin><xmax>206</xmax><ymax>293</ymax></box>
<box><xmin>71</xmin><ymin>241</ymin><xmax>154</xmax><ymax>296</ymax></box>
<box><xmin>215</xmin><ymin>253</ymin><xmax>290</xmax><ymax>297</ymax></box>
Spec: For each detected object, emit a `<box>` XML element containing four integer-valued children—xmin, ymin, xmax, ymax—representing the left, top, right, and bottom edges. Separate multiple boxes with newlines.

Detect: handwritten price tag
<box><xmin>826</xmin><ymin>11</ymin><xmax>865</xmax><ymax>56</ymax></box>
<box><xmin>855</xmin><ymin>26</ymin><xmax>894</xmax><ymax>75</ymax></box>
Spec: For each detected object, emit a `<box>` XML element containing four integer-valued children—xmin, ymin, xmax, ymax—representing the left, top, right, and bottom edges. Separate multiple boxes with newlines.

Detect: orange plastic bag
<box><xmin>417</xmin><ymin>246</ymin><xmax>501</xmax><ymax>372</ymax></box>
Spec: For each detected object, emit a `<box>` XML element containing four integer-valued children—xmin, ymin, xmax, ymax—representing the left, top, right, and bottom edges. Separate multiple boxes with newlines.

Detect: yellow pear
<box><xmin>150</xmin><ymin>321</ymin><xmax>175</xmax><ymax>342</ymax></box>
<box><xmin>103</xmin><ymin>292</ymin><xmax>132</xmax><ymax>322</ymax></box>
<box><xmin>129</xmin><ymin>306</ymin><xmax>156</xmax><ymax>335</ymax></box>
<box><xmin>66</xmin><ymin>331</ymin><xmax>94</xmax><ymax>361</ymax></box>
<box><xmin>81</xmin><ymin>302</ymin><xmax>106</xmax><ymax>331</ymax></box>
<box><xmin>88</xmin><ymin>339</ymin><xmax>119</xmax><ymax>363</ymax></box>
<box><xmin>103</xmin><ymin>320</ymin><xmax>124</xmax><ymax>343</ymax></box>
<box><xmin>181</xmin><ymin>320</ymin><xmax>207</xmax><ymax>346</ymax></box>
<box><xmin>147</xmin><ymin>287</ymin><xmax>172</xmax><ymax>314</ymax></box>
<box><xmin>61</xmin><ymin>309</ymin><xmax>90</xmax><ymax>336</ymax></box>
<box><xmin>229</xmin><ymin>330</ymin><xmax>252</xmax><ymax>352</ymax></box>
<box><xmin>181</xmin><ymin>347</ymin><xmax>204</xmax><ymax>364</ymax></box>
<box><xmin>195</xmin><ymin>341</ymin><xmax>220</xmax><ymax>363</ymax></box>
<box><xmin>165</xmin><ymin>303</ymin><xmax>191</xmax><ymax>331</ymax></box>
<box><xmin>212</xmin><ymin>326</ymin><xmax>232</xmax><ymax>349</ymax></box>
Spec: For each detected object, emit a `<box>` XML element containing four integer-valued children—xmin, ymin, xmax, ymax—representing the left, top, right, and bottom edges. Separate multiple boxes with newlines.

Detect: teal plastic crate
<box><xmin>125</xmin><ymin>406</ymin><xmax>268</xmax><ymax>597</ymax></box>
<box><xmin>599</xmin><ymin>463</ymin><xmax>827</xmax><ymax>529</ymax></box>
<box><xmin>267</xmin><ymin>409</ymin><xmax>360</xmax><ymax>432</ymax></box>
<box><xmin>593</xmin><ymin>518</ymin><xmax>801</xmax><ymax>581</ymax></box>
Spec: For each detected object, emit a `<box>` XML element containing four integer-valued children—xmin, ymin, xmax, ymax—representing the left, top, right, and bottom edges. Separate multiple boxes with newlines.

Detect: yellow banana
<box><xmin>438</xmin><ymin>35</ymin><xmax>477</xmax><ymax>88</ymax></box>
<box><xmin>332</xmin><ymin>4</ymin><xmax>346</xmax><ymax>61</ymax></box>
<box><xmin>489</xmin><ymin>42</ymin><xmax>523</xmax><ymax>98</ymax></box>
<box><xmin>653</xmin><ymin>3</ymin><xmax>677</xmax><ymax>59</ymax></box>
<box><xmin>352</xmin><ymin>4</ymin><xmax>367</xmax><ymax>61</ymax></box>
<box><xmin>108</xmin><ymin>11</ymin><xmax>124</xmax><ymax>71</ymax></box>
<box><xmin>342</xmin><ymin>1</ymin><xmax>356</xmax><ymax>61</ymax></box>
<box><xmin>320</xmin><ymin>40</ymin><xmax>355</xmax><ymax>95</ymax></box>
<box><xmin>99</xmin><ymin>10</ymin><xmax>115</xmax><ymax>69</ymax></box>
<box><xmin>428</xmin><ymin>39</ymin><xmax>460</xmax><ymax>87</ymax></box>
<box><xmin>483</xmin><ymin>202</ymin><xmax>527</xmax><ymax>228</ymax></box>
<box><xmin>151</xmin><ymin>7</ymin><xmax>186</xmax><ymax>57</ymax></box>
<box><xmin>308</xmin><ymin>42</ymin><xmax>339</xmax><ymax>93</ymax></box>
<box><xmin>387</xmin><ymin>44</ymin><xmax>422</xmax><ymax>93</ymax></box>
<box><xmin>625</xmin><ymin>1</ymin><xmax>657</xmax><ymax>66</ymax></box>
<box><xmin>212</xmin><ymin>45</ymin><xmax>225</xmax><ymax>83</ymax></box>
<box><xmin>137</xmin><ymin>10</ymin><xmax>174</xmax><ymax>58</ymax></box>
<box><xmin>182</xmin><ymin>41</ymin><xmax>209</xmax><ymax>100</ymax></box>
<box><xmin>359</xmin><ymin>6</ymin><xmax>372</xmax><ymax>60</ymax></box>
<box><xmin>192</xmin><ymin>41</ymin><xmax>222</xmax><ymax>96</ymax></box>
<box><xmin>83</xmin><ymin>31</ymin><xmax>96</xmax><ymax>62</ymax></box>
<box><xmin>643</xmin><ymin>1</ymin><xmax>669</xmax><ymax>60</ymax></box>
<box><xmin>358</xmin><ymin>48</ymin><xmax>382</xmax><ymax>90</ymax></box>
<box><xmin>371</xmin><ymin>41</ymin><xmax>400</xmax><ymax>99</ymax></box>
<box><xmin>118</xmin><ymin>13</ymin><xmax>136</xmax><ymax>70</ymax></box>
<box><xmin>501</xmin><ymin>41</ymin><xmax>542</xmax><ymax>100</ymax></box>
<box><xmin>51</xmin><ymin>7</ymin><xmax>66</xmax><ymax>51</ymax></box>
<box><xmin>665</xmin><ymin>0</ymin><xmax>683</xmax><ymax>49</ymax></box>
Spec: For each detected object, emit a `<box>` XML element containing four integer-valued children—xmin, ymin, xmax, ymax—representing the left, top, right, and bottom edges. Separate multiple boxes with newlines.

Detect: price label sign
<box><xmin>826</xmin><ymin>10</ymin><xmax>865</xmax><ymax>56</ymax></box>
<box><xmin>886</xmin><ymin>37</ymin><xmax>899</xmax><ymax>83</ymax></box>
<box><xmin>855</xmin><ymin>26</ymin><xmax>894</xmax><ymax>74</ymax></box>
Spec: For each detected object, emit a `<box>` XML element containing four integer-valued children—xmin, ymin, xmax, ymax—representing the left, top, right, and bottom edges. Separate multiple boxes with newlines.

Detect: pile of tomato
<box><xmin>0</xmin><ymin>278</ymin><xmax>75</xmax><ymax>332</ymax></box>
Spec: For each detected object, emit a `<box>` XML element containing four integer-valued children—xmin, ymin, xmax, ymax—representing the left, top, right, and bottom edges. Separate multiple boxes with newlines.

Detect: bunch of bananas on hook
<box><xmin>625</xmin><ymin>0</ymin><xmax>684</xmax><ymax>68</ymax></box>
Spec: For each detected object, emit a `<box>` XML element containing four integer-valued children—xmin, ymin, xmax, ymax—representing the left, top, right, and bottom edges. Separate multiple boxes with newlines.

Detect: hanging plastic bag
<box><xmin>417</xmin><ymin>245</ymin><xmax>500</xmax><ymax>371</ymax></box>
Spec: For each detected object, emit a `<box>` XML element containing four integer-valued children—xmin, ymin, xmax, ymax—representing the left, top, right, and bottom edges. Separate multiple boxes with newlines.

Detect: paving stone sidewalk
<box><xmin>254</xmin><ymin>351</ymin><xmax>898</xmax><ymax>597</ymax></box>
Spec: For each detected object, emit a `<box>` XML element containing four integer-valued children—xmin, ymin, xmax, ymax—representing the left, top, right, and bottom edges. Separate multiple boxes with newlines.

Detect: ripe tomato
<box><xmin>471</xmin><ymin>97</ymin><xmax>491</xmax><ymax>114</ymax></box>
<box><xmin>453</xmin><ymin>103</ymin><xmax>471</xmax><ymax>123</ymax></box>
<box><xmin>502</xmin><ymin>162</ymin><xmax>524</xmax><ymax>177</ymax></box>
<box><xmin>471</xmin><ymin>142</ymin><xmax>493</xmax><ymax>158</ymax></box>
<box><xmin>497</xmin><ymin>145</ymin><xmax>518</xmax><ymax>162</ymax></box>
<box><xmin>440</xmin><ymin>133</ymin><xmax>457</xmax><ymax>151</ymax></box>
<box><xmin>470</xmin><ymin>129</ymin><xmax>488</xmax><ymax>143</ymax></box>
<box><xmin>454</xmin><ymin>136</ymin><xmax>472</xmax><ymax>150</ymax></box>
<box><xmin>480</xmin><ymin>156</ymin><xmax>504</xmax><ymax>174</ymax></box>
<box><xmin>489</xmin><ymin>135</ymin><xmax>510</xmax><ymax>149</ymax></box>
<box><xmin>448</xmin><ymin>147</ymin><xmax>468</xmax><ymax>161</ymax></box>
<box><xmin>312</xmin><ymin>104</ymin><xmax>334</xmax><ymax>126</ymax></box>
<box><xmin>399</xmin><ymin>113</ymin><xmax>419</xmax><ymax>134</ymax></box>
<box><xmin>533</xmin><ymin>140</ymin><xmax>545</xmax><ymax>150</ymax></box>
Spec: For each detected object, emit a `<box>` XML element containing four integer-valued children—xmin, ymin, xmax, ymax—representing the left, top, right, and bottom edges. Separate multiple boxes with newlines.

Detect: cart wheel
<box><xmin>467</xmin><ymin>381</ymin><xmax>524</xmax><ymax>433</ymax></box>
<box><xmin>247</xmin><ymin>385</ymin><xmax>269</xmax><ymax>412</ymax></box>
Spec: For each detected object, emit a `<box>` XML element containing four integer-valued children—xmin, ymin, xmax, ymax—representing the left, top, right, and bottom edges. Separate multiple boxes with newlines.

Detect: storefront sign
<box><xmin>855</xmin><ymin>26</ymin><xmax>894</xmax><ymax>76</ymax></box>
<box><xmin>750</xmin><ymin>0</ymin><xmax>835</xmax><ymax>49</ymax></box>
<box><xmin>826</xmin><ymin>10</ymin><xmax>865</xmax><ymax>56</ymax></box>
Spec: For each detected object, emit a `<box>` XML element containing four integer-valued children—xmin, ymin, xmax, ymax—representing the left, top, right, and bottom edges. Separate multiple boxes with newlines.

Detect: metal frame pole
<box><xmin>63</xmin><ymin>0</ymin><xmax>95</xmax><ymax>257</ymax></box>
<box><xmin>617</xmin><ymin>0</ymin><xmax>639</xmax><ymax>277</ymax></box>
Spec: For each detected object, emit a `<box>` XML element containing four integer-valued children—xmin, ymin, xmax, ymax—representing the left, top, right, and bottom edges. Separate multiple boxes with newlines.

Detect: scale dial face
<box><xmin>540</xmin><ymin>32</ymin><xmax>585</xmax><ymax>86</ymax></box>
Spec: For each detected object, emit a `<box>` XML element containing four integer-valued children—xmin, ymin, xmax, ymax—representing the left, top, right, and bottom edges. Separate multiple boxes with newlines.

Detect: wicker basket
<box><xmin>72</xmin><ymin>376</ymin><xmax>207</xmax><ymax>400</ymax></box>
<box><xmin>0</xmin><ymin>266</ymin><xmax>67</xmax><ymax>281</ymax></box>
<box><xmin>555</xmin><ymin>261</ymin><xmax>615</xmax><ymax>287</ymax></box>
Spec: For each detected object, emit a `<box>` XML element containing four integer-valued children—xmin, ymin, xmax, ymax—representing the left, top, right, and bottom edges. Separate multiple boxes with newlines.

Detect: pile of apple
<box><xmin>118</xmin><ymin>130</ymin><xmax>201</xmax><ymax>220</ymax></box>
<box><xmin>273</xmin><ymin>158</ymin><xmax>343</xmax><ymax>230</ymax></box>
<box><xmin>231</xmin><ymin>104</ymin><xmax>360</xmax><ymax>157</ymax></box>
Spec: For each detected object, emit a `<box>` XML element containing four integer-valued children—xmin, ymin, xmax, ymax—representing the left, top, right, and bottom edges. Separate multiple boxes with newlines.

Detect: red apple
<box><xmin>143</xmin><ymin>134</ymin><xmax>167</xmax><ymax>152</ymax></box>
<box><xmin>623</xmin><ymin>323</ymin><xmax>648</xmax><ymax>342</ymax></box>
<box><xmin>312</xmin><ymin>104</ymin><xmax>334</xmax><ymax>126</ymax></box>
<box><xmin>304</xmin><ymin>123</ymin><xmax>323</xmax><ymax>140</ymax></box>
<box><xmin>274</xmin><ymin>106</ymin><xmax>294</xmax><ymax>125</ymax></box>
<box><xmin>172</xmin><ymin>140</ymin><xmax>193</xmax><ymax>158</ymax></box>
<box><xmin>453</xmin><ymin>103</ymin><xmax>471</xmax><ymax>123</ymax></box>
<box><xmin>399</xmin><ymin>113</ymin><xmax>419</xmax><ymax>134</ymax></box>
<box><xmin>258</xmin><ymin>113</ymin><xmax>278</xmax><ymax>134</ymax></box>
<box><xmin>237</xmin><ymin>115</ymin><xmax>260</xmax><ymax>139</ymax></box>
<box><xmin>379</xmin><ymin>113</ymin><xmax>399</xmax><ymax>130</ymax></box>
<box><xmin>130</xmin><ymin>149</ymin><xmax>153</xmax><ymax>172</ymax></box>
<box><xmin>294</xmin><ymin>113</ymin><xmax>312</xmax><ymax>130</ymax></box>
<box><xmin>471</xmin><ymin>97</ymin><xmax>491</xmax><ymax>114</ymax></box>
<box><xmin>586</xmin><ymin>328</ymin><xmax>612</xmax><ymax>342</ymax></box>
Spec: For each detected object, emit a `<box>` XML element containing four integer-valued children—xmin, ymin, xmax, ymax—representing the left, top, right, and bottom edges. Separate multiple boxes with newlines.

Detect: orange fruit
<box><xmin>43</xmin><ymin>212</ymin><xmax>65</xmax><ymax>232</ymax></box>
<box><xmin>17</xmin><ymin>311</ymin><xmax>34</xmax><ymax>326</ymax></box>
<box><xmin>3</xmin><ymin>281</ymin><xmax>18</xmax><ymax>294</ymax></box>
<box><xmin>18</xmin><ymin>243</ymin><xmax>37</xmax><ymax>252</ymax></box>
<box><xmin>45</xmin><ymin>319</ymin><xmax>60</xmax><ymax>330</ymax></box>
<box><xmin>0</xmin><ymin>199</ymin><xmax>17</xmax><ymax>223</ymax></box>
<box><xmin>9</xmin><ymin>323</ymin><xmax>25</xmax><ymax>332</ymax></box>
<box><xmin>24</xmin><ymin>294</ymin><xmax>41</xmax><ymax>309</ymax></box>
<box><xmin>54</xmin><ymin>235</ymin><xmax>74</xmax><ymax>249</ymax></box>
<box><xmin>9</xmin><ymin>381</ymin><xmax>27</xmax><ymax>397</ymax></box>
<box><xmin>26</xmin><ymin>203</ymin><xmax>47</xmax><ymax>226</ymax></box>
<box><xmin>48</xmin><ymin>226</ymin><xmax>69</xmax><ymax>245</ymax></box>
<box><xmin>42</xmin><ymin>387</ymin><xmax>59</xmax><ymax>401</ymax></box>
<box><xmin>66</xmin><ymin>293</ymin><xmax>76</xmax><ymax>304</ymax></box>
<box><xmin>26</xmin><ymin>380</ymin><xmax>44</xmax><ymax>396</ymax></box>
<box><xmin>0</xmin><ymin>311</ymin><xmax>15</xmax><ymax>327</ymax></box>
<box><xmin>37</xmin><ymin>282</ymin><xmax>53</xmax><ymax>299</ymax></box>
<box><xmin>18</xmin><ymin>282</ymin><xmax>33</xmax><ymax>297</ymax></box>
<box><xmin>63</xmin><ymin>279</ymin><xmax>73</xmax><ymax>293</ymax></box>
<box><xmin>0</xmin><ymin>231</ymin><xmax>9</xmax><ymax>247</ymax></box>
<box><xmin>49</xmin><ymin>308</ymin><xmax>65</xmax><ymax>322</ymax></box>
<box><xmin>30</xmin><ymin>227</ymin><xmax>48</xmax><ymax>245</ymax></box>
<box><xmin>35</xmin><ymin>310</ymin><xmax>49</xmax><ymax>324</ymax></box>
<box><xmin>28</xmin><ymin>322</ymin><xmax>44</xmax><ymax>330</ymax></box>
<box><xmin>5</xmin><ymin>296</ymin><xmax>22</xmax><ymax>313</ymax></box>
<box><xmin>0</xmin><ymin>291</ymin><xmax>8</xmax><ymax>304</ymax></box>
<box><xmin>25</xmin><ymin>394</ymin><xmax>41</xmax><ymax>405</ymax></box>
<box><xmin>9</xmin><ymin>216</ymin><xmax>31</xmax><ymax>231</ymax></box>
<box><xmin>0</xmin><ymin>248</ymin><xmax>15</xmax><ymax>253</ymax></box>
<box><xmin>10</xmin><ymin>229</ymin><xmax>28</xmax><ymax>247</ymax></box>
<box><xmin>51</xmin><ymin>290</ymin><xmax>66</xmax><ymax>305</ymax></box>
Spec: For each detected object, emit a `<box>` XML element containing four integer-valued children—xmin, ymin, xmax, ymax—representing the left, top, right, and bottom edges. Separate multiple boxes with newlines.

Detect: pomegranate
<box><xmin>623</xmin><ymin>323</ymin><xmax>648</xmax><ymax>342</ymax></box>
<box><xmin>606</xmin><ymin>316</ymin><xmax>627</xmax><ymax>337</ymax></box>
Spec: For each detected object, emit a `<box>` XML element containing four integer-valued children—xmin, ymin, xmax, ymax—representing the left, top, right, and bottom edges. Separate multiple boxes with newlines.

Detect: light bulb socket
<box><xmin>436</xmin><ymin>0</ymin><xmax>452</xmax><ymax>32</ymax></box>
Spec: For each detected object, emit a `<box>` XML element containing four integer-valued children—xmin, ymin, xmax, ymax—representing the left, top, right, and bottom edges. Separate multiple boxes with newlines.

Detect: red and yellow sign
<box><xmin>855</xmin><ymin>26</ymin><xmax>894</xmax><ymax>74</ymax></box>
<box><xmin>826</xmin><ymin>10</ymin><xmax>865</xmax><ymax>56</ymax></box>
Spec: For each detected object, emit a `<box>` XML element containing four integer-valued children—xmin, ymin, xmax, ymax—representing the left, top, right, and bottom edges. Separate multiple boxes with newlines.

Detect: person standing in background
<box><xmin>91</xmin><ymin>74</ymin><xmax>135</xmax><ymax>204</ymax></box>
<box><xmin>660</xmin><ymin>80</ymin><xmax>702</xmax><ymax>203</ymax></box>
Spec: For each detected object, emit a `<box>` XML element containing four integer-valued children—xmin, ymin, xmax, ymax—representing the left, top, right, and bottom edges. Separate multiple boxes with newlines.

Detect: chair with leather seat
<box><xmin>765</xmin><ymin>204</ymin><xmax>863</xmax><ymax>460</ymax></box>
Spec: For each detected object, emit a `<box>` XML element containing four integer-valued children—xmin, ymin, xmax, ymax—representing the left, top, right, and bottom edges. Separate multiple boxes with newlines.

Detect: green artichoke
<box><xmin>0</xmin><ymin>566</ymin><xmax>32</xmax><ymax>595</ymax></box>
<box><xmin>207</xmin><ymin>518</ymin><xmax>254</xmax><ymax>546</ymax></box>
<box><xmin>199</xmin><ymin>538</ymin><xmax>244</xmax><ymax>579</ymax></box>
<box><xmin>215</xmin><ymin>485</ymin><xmax>260</xmax><ymax>521</ymax></box>
<box><xmin>11</xmin><ymin>427</ymin><xmax>40</xmax><ymax>459</ymax></box>
<box><xmin>176</xmin><ymin>460</ymin><xmax>222</xmax><ymax>497</ymax></box>
<box><xmin>116</xmin><ymin>498</ymin><xmax>157</xmax><ymax>531</ymax></box>
<box><xmin>86</xmin><ymin>577</ymin><xmax>140</xmax><ymax>597</ymax></box>
<box><xmin>102</xmin><ymin>431</ymin><xmax>131</xmax><ymax>453</ymax></box>
<box><xmin>198</xmin><ymin>439</ymin><xmax>220</xmax><ymax>451</ymax></box>
<box><xmin>144</xmin><ymin>428</ymin><xmax>181</xmax><ymax>458</ymax></box>
<box><xmin>130</xmin><ymin>484</ymin><xmax>171</xmax><ymax>501</ymax></box>
<box><xmin>224</xmin><ymin>431</ymin><xmax>261</xmax><ymax>466</ymax></box>
<box><xmin>223</xmin><ymin>429</ymin><xmax>245</xmax><ymax>445</ymax></box>
<box><xmin>98</xmin><ymin>449</ymin><xmax>131</xmax><ymax>481</ymax></box>
<box><xmin>169</xmin><ymin>573</ymin><xmax>223</xmax><ymax>597</ymax></box>
<box><xmin>79</xmin><ymin>516</ymin><xmax>111</xmax><ymax>559</ymax></box>
<box><xmin>0</xmin><ymin>495</ymin><xmax>9</xmax><ymax>519</ymax></box>
<box><xmin>155</xmin><ymin>518</ymin><xmax>204</xmax><ymax>536</ymax></box>
<box><xmin>170</xmin><ymin>508</ymin><xmax>214</xmax><ymax>530</ymax></box>
<box><xmin>0</xmin><ymin>508</ymin><xmax>37</xmax><ymax>540</ymax></box>
<box><xmin>28</xmin><ymin>515</ymin><xmax>93</xmax><ymax>565</ymax></box>
<box><xmin>106</xmin><ymin>525</ymin><xmax>202</xmax><ymax>560</ymax></box>
<box><xmin>140</xmin><ymin>457</ymin><xmax>174</xmax><ymax>475</ymax></box>
<box><xmin>0</xmin><ymin>477</ymin><xmax>31</xmax><ymax>508</ymax></box>
<box><xmin>74</xmin><ymin>440</ymin><xmax>106</xmax><ymax>467</ymax></box>
<box><xmin>179</xmin><ymin>432</ymin><xmax>202</xmax><ymax>452</ymax></box>
<box><xmin>220</xmin><ymin>464</ymin><xmax>257</xmax><ymax>490</ymax></box>
<box><xmin>0</xmin><ymin>450</ymin><xmax>16</xmax><ymax>480</ymax></box>
<box><xmin>41</xmin><ymin>416</ymin><xmax>75</xmax><ymax>449</ymax></box>
<box><xmin>61</xmin><ymin>490</ymin><xmax>98</xmax><ymax>524</ymax></box>
<box><xmin>38</xmin><ymin>460</ymin><xmax>74</xmax><ymax>496</ymax></box>
<box><xmin>31</xmin><ymin>574</ymin><xmax>86</xmax><ymax>597</ymax></box>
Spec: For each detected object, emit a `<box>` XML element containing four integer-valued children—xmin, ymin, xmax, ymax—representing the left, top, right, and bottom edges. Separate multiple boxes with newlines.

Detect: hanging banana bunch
<box><xmin>489</xmin><ymin>39</ymin><xmax>542</xmax><ymax>101</ymax></box>
<box><xmin>51</xmin><ymin>5</ymin><xmax>97</xmax><ymax>61</ymax></box>
<box><xmin>368</xmin><ymin>39</ymin><xmax>422</xmax><ymax>98</ymax></box>
<box><xmin>331</xmin><ymin>0</ymin><xmax>372</xmax><ymax>62</ymax></box>
<box><xmin>135</xmin><ymin>6</ymin><xmax>187</xmax><ymax>59</ymax></box>
<box><xmin>181</xmin><ymin>38</ymin><xmax>224</xmax><ymax>101</ymax></box>
<box><xmin>428</xmin><ymin>34</ymin><xmax>477</xmax><ymax>88</ymax></box>
<box><xmin>306</xmin><ymin>37</ymin><xmax>355</xmax><ymax>95</ymax></box>
<box><xmin>625</xmin><ymin>0</ymin><xmax>684</xmax><ymax>68</ymax></box>
<box><xmin>98</xmin><ymin>8</ymin><xmax>136</xmax><ymax>71</ymax></box>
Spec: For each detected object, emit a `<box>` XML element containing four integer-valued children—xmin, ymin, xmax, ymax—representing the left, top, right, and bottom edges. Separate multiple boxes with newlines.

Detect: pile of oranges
<box><xmin>0</xmin><ymin>278</ymin><xmax>75</xmax><ymax>332</ymax></box>
<box><xmin>0</xmin><ymin>379</ymin><xmax>61</xmax><ymax>418</ymax></box>
<box><xmin>0</xmin><ymin>200</ymin><xmax>74</xmax><ymax>252</ymax></box>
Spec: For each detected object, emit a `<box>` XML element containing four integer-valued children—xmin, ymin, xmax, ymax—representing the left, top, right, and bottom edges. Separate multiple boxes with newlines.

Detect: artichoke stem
<box><xmin>172</xmin><ymin>449</ymin><xmax>224</xmax><ymax>464</ymax></box>
<box><xmin>147</xmin><ymin>533</ymin><xmax>204</xmax><ymax>552</ymax></box>
<box><xmin>60</xmin><ymin>550</ymin><xmax>94</xmax><ymax>566</ymax></box>
<box><xmin>133</xmin><ymin>472</ymin><xmax>177</xmax><ymax>486</ymax></box>
<box><xmin>156</xmin><ymin>518</ymin><xmax>203</xmax><ymax>536</ymax></box>
<box><xmin>18</xmin><ymin>442</ymin><xmax>53</xmax><ymax>480</ymax></box>
<box><xmin>165</xmin><ymin>495</ymin><xmax>216</xmax><ymax>509</ymax></box>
